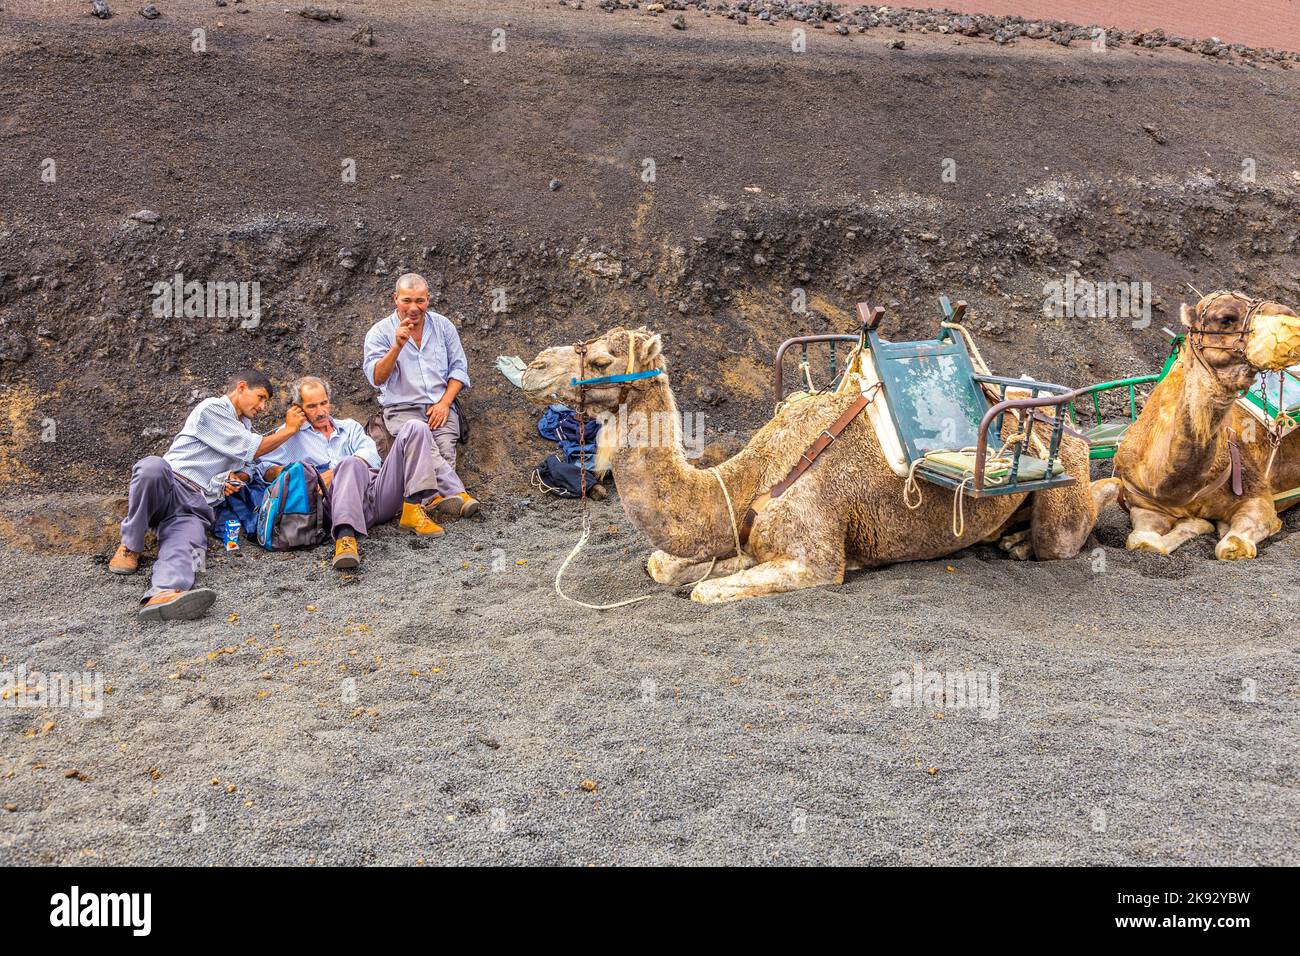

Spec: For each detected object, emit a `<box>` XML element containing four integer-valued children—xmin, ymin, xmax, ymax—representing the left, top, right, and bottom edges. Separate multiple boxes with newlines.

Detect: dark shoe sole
<box><xmin>137</xmin><ymin>588</ymin><xmax>217</xmax><ymax>623</ymax></box>
<box><xmin>332</xmin><ymin>553</ymin><xmax>361</xmax><ymax>570</ymax></box>
<box><xmin>109</xmin><ymin>564</ymin><xmax>139</xmax><ymax>576</ymax></box>
<box><xmin>432</xmin><ymin>498</ymin><xmax>463</xmax><ymax>517</ymax></box>
<box><xmin>460</xmin><ymin>499</ymin><xmax>480</xmax><ymax>518</ymax></box>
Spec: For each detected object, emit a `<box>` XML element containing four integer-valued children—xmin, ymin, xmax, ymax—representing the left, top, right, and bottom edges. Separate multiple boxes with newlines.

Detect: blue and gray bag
<box><xmin>255</xmin><ymin>462</ymin><xmax>328</xmax><ymax>551</ymax></box>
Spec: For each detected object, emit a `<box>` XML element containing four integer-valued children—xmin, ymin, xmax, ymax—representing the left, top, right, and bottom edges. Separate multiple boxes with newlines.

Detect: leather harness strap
<box><xmin>737</xmin><ymin>388</ymin><xmax>876</xmax><ymax>547</ymax></box>
<box><xmin>1118</xmin><ymin>431</ymin><xmax>1243</xmax><ymax>513</ymax></box>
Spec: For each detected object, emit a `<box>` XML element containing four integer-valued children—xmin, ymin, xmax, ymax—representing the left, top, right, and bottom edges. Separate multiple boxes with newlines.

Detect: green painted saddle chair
<box><xmin>865</xmin><ymin>298</ymin><xmax>1075</xmax><ymax>498</ymax></box>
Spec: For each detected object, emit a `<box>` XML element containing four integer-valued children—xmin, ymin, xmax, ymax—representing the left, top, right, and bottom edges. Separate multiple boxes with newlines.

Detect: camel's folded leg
<box><xmin>1126</xmin><ymin>507</ymin><xmax>1213</xmax><ymax>555</ymax></box>
<box><xmin>1091</xmin><ymin>477</ymin><xmax>1123</xmax><ymax>513</ymax></box>
<box><xmin>1216</xmin><ymin>496</ymin><xmax>1282</xmax><ymax>561</ymax></box>
<box><xmin>690</xmin><ymin>557</ymin><xmax>840</xmax><ymax>604</ymax></box>
<box><xmin>998</xmin><ymin>528</ymin><xmax>1033</xmax><ymax>561</ymax></box>
<box><xmin>646</xmin><ymin>550</ymin><xmax>754</xmax><ymax>585</ymax></box>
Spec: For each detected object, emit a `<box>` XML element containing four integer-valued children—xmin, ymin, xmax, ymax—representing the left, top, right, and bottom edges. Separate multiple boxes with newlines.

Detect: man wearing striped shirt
<box><xmin>256</xmin><ymin>376</ymin><xmax>444</xmax><ymax>571</ymax></box>
<box><xmin>363</xmin><ymin>273</ymin><xmax>480</xmax><ymax>535</ymax></box>
<box><xmin>110</xmin><ymin>370</ymin><xmax>305</xmax><ymax>622</ymax></box>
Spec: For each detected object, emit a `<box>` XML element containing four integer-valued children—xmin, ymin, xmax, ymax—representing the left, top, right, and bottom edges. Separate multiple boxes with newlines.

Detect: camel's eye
<box><xmin>589</xmin><ymin>356</ymin><xmax>613</xmax><ymax>370</ymax></box>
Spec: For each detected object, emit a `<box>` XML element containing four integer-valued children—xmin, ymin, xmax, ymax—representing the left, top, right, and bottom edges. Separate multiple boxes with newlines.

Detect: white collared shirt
<box><xmin>255</xmin><ymin>416</ymin><xmax>381</xmax><ymax>478</ymax></box>
<box><xmin>163</xmin><ymin>396</ymin><xmax>263</xmax><ymax>503</ymax></box>
<box><xmin>363</xmin><ymin>310</ymin><xmax>471</xmax><ymax>407</ymax></box>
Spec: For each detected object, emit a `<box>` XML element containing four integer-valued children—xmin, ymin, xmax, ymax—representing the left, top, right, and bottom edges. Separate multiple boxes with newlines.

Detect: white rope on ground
<box><xmin>554</xmin><ymin>511</ymin><xmax>656</xmax><ymax>611</ymax></box>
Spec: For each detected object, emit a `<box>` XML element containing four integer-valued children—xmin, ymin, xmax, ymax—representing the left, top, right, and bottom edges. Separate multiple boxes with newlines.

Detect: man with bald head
<box><xmin>363</xmin><ymin>273</ymin><xmax>478</xmax><ymax>533</ymax></box>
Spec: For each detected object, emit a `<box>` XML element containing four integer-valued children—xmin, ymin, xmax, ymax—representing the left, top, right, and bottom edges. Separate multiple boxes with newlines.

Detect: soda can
<box><xmin>224</xmin><ymin>519</ymin><xmax>241</xmax><ymax>551</ymax></box>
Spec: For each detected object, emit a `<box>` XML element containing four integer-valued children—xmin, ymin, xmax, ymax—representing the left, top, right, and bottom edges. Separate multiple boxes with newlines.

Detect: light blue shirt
<box><xmin>363</xmin><ymin>310</ymin><xmax>471</xmax><ymax>408</ymax></box>
<box><xmin>163</xmin><ymin>396</ymin><xmax>263</xmax><ymax>504</ymax></box>
<box><xmin>255</xmin><ymin>417</ymin><xmax>380</xmax><ymax>478</ymax></box>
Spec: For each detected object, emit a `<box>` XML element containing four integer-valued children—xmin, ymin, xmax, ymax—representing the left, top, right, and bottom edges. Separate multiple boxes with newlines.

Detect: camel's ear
<box><xmin>1180</xmin><ymin>302</ymin><xmax>1197</xmax><ymax>328</ymax></box>
<box><xmin>637</xmin><ymin>332</ymin><xmax>663</xmax><ymax>370</ymax></box>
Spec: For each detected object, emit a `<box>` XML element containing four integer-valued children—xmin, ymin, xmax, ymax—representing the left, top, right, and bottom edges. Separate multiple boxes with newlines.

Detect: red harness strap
<box><xmin>737</xmin><ymin>389</ymin><xmax>876</xmax><ymax>548</ymax></box>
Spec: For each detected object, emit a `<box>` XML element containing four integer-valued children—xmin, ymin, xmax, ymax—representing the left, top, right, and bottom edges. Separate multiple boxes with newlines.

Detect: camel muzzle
<box><xmin>1245</xmin><ymin>309</ymin><xmax>1300</xmax><ymax>371</ymax></box>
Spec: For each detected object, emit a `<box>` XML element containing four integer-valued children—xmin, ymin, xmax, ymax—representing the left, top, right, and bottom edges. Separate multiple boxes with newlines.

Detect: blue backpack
<box><xmin>255</xmin><ymin>462</ymin><xmax>328</xmax><ymax>551</ymax></box>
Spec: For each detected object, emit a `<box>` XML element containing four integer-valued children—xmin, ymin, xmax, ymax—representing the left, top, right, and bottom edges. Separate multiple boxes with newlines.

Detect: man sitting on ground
<box><xmin>258</xmin><ymin>376</ymin><xmax>445</xmax><ymax>570</ymax></box>
<box><xmin>363</xmin><ymin>272</ymin><xmax>479</xmax><ymax>529</ymax></box>
<box><xmin>110</xmin><ymin>371</ymin><xmax>305</xmax><ymax>622</ymax></box>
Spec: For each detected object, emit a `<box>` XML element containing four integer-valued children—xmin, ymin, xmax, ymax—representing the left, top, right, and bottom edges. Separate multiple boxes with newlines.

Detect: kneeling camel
<box><xmin>521</xmin><ymin>326</ymin><xmax>1104</xmax><ymax>603</ymax></box>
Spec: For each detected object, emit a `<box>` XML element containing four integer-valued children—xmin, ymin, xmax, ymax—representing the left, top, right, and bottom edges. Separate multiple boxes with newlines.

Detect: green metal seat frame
<box><xmin>865</xmin><ymin>300</ymin><xmax>1074</xmax><ymax>498</ymax></box>
<box><xmin>1068</xmin><ymin>336</ymin><xmax>1180</xmax><ymax>459</ymax></box>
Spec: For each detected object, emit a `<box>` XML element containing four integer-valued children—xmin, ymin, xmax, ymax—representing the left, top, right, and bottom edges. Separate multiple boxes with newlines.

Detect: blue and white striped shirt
<box><xmin>163</xmin><ymin>396</ymin><xmax>263</xmax><ymax>503</ymax></box>
<box><xmin>255</xmin><ymin>417</ymin><xmax>381</xmax><ymax>477</ymax></box>
<box><xmin>363</xmin><ymin>310</ymin><xmax>471</xmax><ymax>408</ymax></box>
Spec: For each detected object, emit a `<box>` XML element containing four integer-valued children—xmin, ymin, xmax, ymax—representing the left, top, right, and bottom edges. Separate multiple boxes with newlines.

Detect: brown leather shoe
<box><xmin>137</xmin><ymin>588</ymin><xmax>216</xmax><ymax>622</ymax></box>
<box><xmin>332</xmin><ymin>536</ymin><xmax>361</xmax><ymax>570</ymax></box>
<box><xmin>431</xmin><ymin>492</ymin><xmax>480</xmax><ymax>518</ymax></box>
<box><xmin>109</xmin><ymin>544</ymin><xmax>141</xmax><ymax>576</ymax></box>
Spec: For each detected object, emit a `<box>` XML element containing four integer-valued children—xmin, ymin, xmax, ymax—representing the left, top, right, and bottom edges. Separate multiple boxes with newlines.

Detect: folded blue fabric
<box><xmin>538</xmin><ymin>404</ymin><xmax>599</xmax><ymax>463</ymax></box>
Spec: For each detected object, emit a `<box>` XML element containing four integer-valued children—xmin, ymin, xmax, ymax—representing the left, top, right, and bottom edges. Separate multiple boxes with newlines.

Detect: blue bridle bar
<box><xmin>571</xmin><ymin>369</ymin><xmax>663</xmax><ymax>387</ymax></box>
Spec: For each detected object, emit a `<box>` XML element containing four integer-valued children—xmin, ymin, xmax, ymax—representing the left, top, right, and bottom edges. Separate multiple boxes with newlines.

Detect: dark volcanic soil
<box><xmin>0</xmin><ymin>2</ymin><xmax>1299</xmax><ymax>867</ymax></box>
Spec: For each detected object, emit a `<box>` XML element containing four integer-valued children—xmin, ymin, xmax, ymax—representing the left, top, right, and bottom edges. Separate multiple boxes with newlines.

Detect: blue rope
<box><xmin>570</xmin><ymin>369</ymin><xmax>663</xmax><ymax>387</ymax></box>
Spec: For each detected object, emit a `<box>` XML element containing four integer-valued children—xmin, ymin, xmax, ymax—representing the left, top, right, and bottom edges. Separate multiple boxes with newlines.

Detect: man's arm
<box><xmin>367</xmin><ymin>317</ymin><xmax>418</xmax><ymax>387</ymax></box>
<box><xmin>427</xmin><ymin>319</ymin><xmax>471</xmax><ymax>429</ymax></box>
<box><xmin>254</xmin><ymin>405</ymin><xmax>307</xmax><ymax>458</ymax></box>
<box><xmin>344</xmin><ymin>421</ymin><xmax>382</xmax><ymax>468</ymax></box>
<box><xmin>427</xmin><ymin>378</ymin><xmax>463</xmax><ymax>430</ymax></box>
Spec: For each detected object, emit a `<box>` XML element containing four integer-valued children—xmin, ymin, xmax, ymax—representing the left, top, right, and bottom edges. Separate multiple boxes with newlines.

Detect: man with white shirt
<box><xmin>258</xmin><ymin>376</ymin><xmax>445</xmax><ymax>570</ymax></box>
<box><xmin>363</xmin><ymin>273</ymin><xmax>480</xmax><ymax>523</ymax></box>
<box><xmin>110</xmin><ymin>370</ymin><xmax>305</xmax><ymax>622</ymax></box>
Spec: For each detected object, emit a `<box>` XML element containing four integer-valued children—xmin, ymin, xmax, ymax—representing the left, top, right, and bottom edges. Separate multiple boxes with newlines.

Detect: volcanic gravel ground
<box><xmin>0</xmin><ymin>496</ymin><xmax>1296</xmax><ymax>865</ymax></box>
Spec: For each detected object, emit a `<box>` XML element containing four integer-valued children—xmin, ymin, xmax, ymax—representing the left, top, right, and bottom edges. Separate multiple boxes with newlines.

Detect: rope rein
<box><xmin>552</xmin><ymin>329</ymin><xmax>731</xmax><ymax>609</ymax></box>
<box><xmin>902</xmin><ymin>428</ymin><xmax>1028</xmax><ymax>539</ymax></box>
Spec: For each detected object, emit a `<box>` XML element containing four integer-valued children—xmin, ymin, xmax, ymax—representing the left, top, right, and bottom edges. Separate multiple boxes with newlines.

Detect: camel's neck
<box><xmin>1136</xmin><ymin>351</ymin><xmax>1241</xmax><ymax>499</ymax></box>
<box><xmin>601</xmin><ymin>380</ymin><xmax>747</xmax><ymax>560</ymax></box>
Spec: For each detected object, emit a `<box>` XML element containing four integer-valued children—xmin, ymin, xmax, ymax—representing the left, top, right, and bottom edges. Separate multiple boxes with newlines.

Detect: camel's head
<box><xmin>521</xmin><ymin>326</ymin><xmax>665</xmax><ymax>411</ymax></box>
<box><xmin>1181</xmin><ymin>291</ymin><xmax>1300</xmax><ymax>388</ymax></box>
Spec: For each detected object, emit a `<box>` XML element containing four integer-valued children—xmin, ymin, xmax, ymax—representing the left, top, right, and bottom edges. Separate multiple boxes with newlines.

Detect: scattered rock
<box><xmin>670</xmin><ymin>14</ymin><xmax>685</xmax><ymax>30</ymax></box>
<box><xmin>129</xmin><ymin>209</ymin><xmax>161</xmax><ymax>224</ymax></box>
<box><xmin>139</xmin><ymin>3</ymin><xmax>159</xmax><ymax>18</ymax></box>
<box><xmin>1142</xmin><ymin>124</ymin><xmax>1167</xmax><ymax>145</ymax></box>
<box><xmin>887</xmin><ymin>38</ymin><xmax>905</xmax><ymax>49</ymax></box>
<box><xmin>549</xmin><ymin>178</ymin><xmax>562</xmax><ymax>191</ymax></box>
<box><xmin>299</xmin><ymin>5</ymin><xmax>342</xmax><ymax>21</ymax></box>
<box><xmin>90</xmin><ymin>1</ymin><xmax>111</xmax><ymax>18</ymax></box>
<box><xmin>350</xmin><ymin>23</ymin><xmax>374</xmax><ymax>45</ymax></box>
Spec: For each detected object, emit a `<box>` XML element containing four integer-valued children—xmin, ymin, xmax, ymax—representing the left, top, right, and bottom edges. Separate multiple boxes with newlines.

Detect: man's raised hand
<box><xmin>285</xmin><ymin>404</ymin><xmax>307</xmax><ymax>431</ymax></box>
<box><xmin>394</xmin><ymin>315</ymin><xmax>420</xmax><ymax>350</ymax></box>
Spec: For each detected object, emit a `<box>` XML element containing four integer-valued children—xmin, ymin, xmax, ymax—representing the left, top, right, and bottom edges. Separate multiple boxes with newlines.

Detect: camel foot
<box><xmin>647</xmin><ymin>550</ymin><xmax>753</xmax><ymax>585</ymax></box>
<box><xmin>1091</xmin><ymin>477</ymin><xmax>1122</xmax><ymax>513</ymax></box>
<box><xmin>690</xmin><ymin>557</ymin><xmax>835</xmax><ymax>604</ymax></box>
<box><xmin>998</xmin><ymin>528</ymin><xmax>1029</xmax><ymax>552</ymax></box>
<box><xmin>1126</xmin><ymin>530</ymin><xmax>1169</xmax><ymax>555</ymax></box>
<box><xmin>646</xmin><ymin>550</ymin><xmax>689</xmax><ymax>585</ymax></box>
<box><xmin>1215</xmin><ymin>533</ymin><xmax>1257</xmax><ymax>561</ymax></box>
